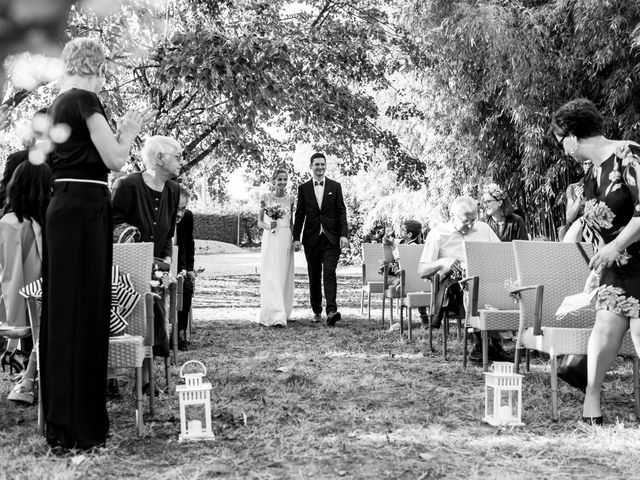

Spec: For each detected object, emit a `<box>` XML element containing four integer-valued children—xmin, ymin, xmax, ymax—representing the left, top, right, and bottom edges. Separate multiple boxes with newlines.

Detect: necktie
<box><xmin>315</xmin><ymin>181</ymin><xmax>324</xmax><ymax>186</ymax></box>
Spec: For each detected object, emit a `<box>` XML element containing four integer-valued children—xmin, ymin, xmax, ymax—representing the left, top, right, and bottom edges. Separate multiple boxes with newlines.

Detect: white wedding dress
<box><xmin>257</xmin><ymin>193</ymin><xmax>294</xmax><ymax>326</ymax></box>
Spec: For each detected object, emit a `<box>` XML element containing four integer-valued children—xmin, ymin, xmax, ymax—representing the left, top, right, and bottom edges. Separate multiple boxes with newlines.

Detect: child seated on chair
<box><xmin>380</xmin><ymin>220</ymin><xmax>429</xmax><ymax>324</ymax></box>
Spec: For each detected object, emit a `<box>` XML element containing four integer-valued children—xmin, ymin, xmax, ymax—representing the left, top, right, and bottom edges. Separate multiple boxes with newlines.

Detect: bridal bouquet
<box><xmin>264</xmin><ymin>203</ymin><xmax>286</xmax><ymax>233</ymax></box>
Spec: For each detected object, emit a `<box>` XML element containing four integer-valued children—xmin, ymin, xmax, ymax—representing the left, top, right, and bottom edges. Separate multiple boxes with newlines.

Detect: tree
<box><xmin>385</xmin><ymin>0</ymin><xmax>640</xmax><ymax>237</ymax></box>
<box><xmin>64</xmin><ymin>0</ymin><xmax>423</xmax><ymax>199</ymax></box>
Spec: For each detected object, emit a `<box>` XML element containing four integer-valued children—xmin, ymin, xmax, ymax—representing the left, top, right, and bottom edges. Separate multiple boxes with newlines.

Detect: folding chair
<box><xmin>361</xmin><ymin>243</ymin><xmax>394</xmax><ymax>321</ymax></box>
<box><xmin>461</xmin><ymin>241</ymin><xmax>520</xmax><ymax>371</ymax></box>
<box><xmin>396</xmin><ymin>244</ymin><xmax>432</xmax><ymax>341</ymax></box>
<box><xmin>109</xmin><ymin>242</ymin><xmax>155</xmax><ymax>434</ymax></box>
<box><xmin>511</xmin><ymin>240</ymin><xmax>639</xmax><ymax>421</ymax></box>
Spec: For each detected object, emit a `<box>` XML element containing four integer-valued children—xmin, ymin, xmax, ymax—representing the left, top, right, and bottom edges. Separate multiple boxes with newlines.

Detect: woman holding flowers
<box><xmin>552</xmin><ymin>98</ymin><xmax>640</xmax><ymax>425</ymax></box>
<box><xmin>480</xmin><ymin>183</ymin><xmax>528</xmax><ymax>242</ymax></box>
<box><xmin>256</xmin><ymin>168</ymin><xmax>294</xmax><ymax>327</ymax></box>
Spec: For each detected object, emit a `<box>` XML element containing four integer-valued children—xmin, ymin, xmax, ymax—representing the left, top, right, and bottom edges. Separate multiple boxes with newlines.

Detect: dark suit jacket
<box><xmin>293</xmin><ymin>177</ymin><xmax>348</xmax><ymax>247</ymax></box>
<box><xmin>176</xmin><ymin>209</ymin><xmax>195</xmax><ymax>272</ymax></box>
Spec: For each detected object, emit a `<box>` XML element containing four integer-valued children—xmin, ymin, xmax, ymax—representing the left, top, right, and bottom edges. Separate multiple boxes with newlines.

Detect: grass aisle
<box><xmin>2</xmin><ymin>273</ymin><xmax>640</xmax><ymax>479</ymax></box>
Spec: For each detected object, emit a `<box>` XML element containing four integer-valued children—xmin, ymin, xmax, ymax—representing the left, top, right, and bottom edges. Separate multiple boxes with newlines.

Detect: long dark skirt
<box><xmin>40</xmin><ymin>182</ymin><xmax>112</xmax><ymax>450</ymax></box>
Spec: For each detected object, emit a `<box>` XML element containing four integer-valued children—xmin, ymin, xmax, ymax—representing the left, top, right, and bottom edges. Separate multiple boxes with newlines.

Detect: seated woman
<box><xmin>0</xmin><ymin>161</ymin><xmax>53</xmax><ymax>404</ymax></box>
<box><xmin>480</xmin><ymin>183</ymin><xmax>528</xmax><ymax>241</ymax></box>
<box><xmin>111</xmin><ymin>135</ymin><xmax>182</xmax><ymax>393</ymax></box>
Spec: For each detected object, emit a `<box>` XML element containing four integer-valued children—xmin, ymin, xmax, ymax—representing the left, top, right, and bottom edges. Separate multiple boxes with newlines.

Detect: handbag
<box><xmin>556</xmin><ymin>243</ymin><xmax>593</xmax><ymax>392</ymax></box>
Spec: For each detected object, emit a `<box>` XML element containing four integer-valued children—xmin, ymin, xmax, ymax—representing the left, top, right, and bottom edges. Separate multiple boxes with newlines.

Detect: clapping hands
<box><xmin>118</xmin><ymin>108</ymin><xmax>158</xmax><ymax>138</ymax></box>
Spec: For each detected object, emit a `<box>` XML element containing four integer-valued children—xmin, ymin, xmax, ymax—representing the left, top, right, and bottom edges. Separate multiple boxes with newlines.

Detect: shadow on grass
<box><xmin>1</xmin><ymin>273</ymin><xmax>639</xmax><ymax>479</ymax></box>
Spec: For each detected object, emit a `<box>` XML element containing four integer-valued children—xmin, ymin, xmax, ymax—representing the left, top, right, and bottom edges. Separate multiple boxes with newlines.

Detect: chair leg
<box><xmin>526</xmin><ymin>349</ymin><xmax>531</xmax><ymax>372</ymax></box>
<box><xmin>482</xmin><ymin>330</ymin><xmax>489</xmax><ymax>373</ymax></box>
<box><xmin>165</xmin><ymin>357</ymin><xmax>170</xmax><ymax>389</ymax></box>
<box><xmin>381</xmin><ymin>296</ymin><xmax>386</xmax><ymax>328</ymax></box>
<box><xmin>37</xmin><ymin>374</ymin><xmax>44</xmax><ymax>435</ymax></box>
<box><xmin>408</xmin><ymin>308</ymin><xmax>412</xmax><ymax>342</ymax></box>
<box><xmin>428</xmin><ymin>312</ymin><xmax>433</xmax><ymax>352</ymax></box>
<box><xmin>550</xmin><ymin>355</ymin><xmax>559</xmax><ymax>421</ymax></box>
<box><xmin>367</xmin><ymin>292</ymin><xmax>372</xmax><ymax>320</ymax></box>
<box><xmin>399</xmin><ymin>304</ymin><xmax>404</xmax><ymax>336</ymax></box>
<box><xmin>634</xmin><ymin>357</ymin><xmax>640</xmax><ymax>419</ymax></box>
<box><xmin>136</xmin><ymin>366</ymin><xmax>144</xmax><ymax>436</ymax></box>
<box><xmin>456</xmin><ymin>319</ymin><xmax>461</xmax><ymax>341</ymax></box>
<box><xmin>514</xmin><ymin>348</ymin><xmax>522</xmax><ymax>373</ymax></box>
<box><xmin>463</xmin><ymin>324</ymin><xmax>468</xmax><ymax>369</ymax></box>
<box><xmin>443</xmin><ymin>318</ymin><xmax>448</xmax><ymax>361</ymax></box>
<box><xmin>360</xmin><ymin>290</ymin><xmax>365</xmax><ymax>315</ymax></box>
<box><xmin>390</xmin><ymin>298</ymin><xmax>394</xmax><ymax>328</ymax></box>
<box><xmin>148</xmin><ymin>357</ymin><xmax>155</xmax><ymax>417</ymax></box>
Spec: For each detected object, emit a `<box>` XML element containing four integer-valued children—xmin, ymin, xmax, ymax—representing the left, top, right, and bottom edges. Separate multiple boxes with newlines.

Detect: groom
<box><xmin>293</xmin><ymin>152</ymin><xmax>349</xmax><ymax>326</ymax></box>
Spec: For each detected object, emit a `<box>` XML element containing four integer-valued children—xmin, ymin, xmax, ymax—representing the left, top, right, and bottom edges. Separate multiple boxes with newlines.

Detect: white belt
<box><xmin>55</xmin><ymin>178</ymin><xmax>108</xmax><ymax>187</ymax></box>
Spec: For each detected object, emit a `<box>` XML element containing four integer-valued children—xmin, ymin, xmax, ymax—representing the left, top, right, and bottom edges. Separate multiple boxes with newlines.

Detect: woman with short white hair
<box><xmin>111</xmin><ymin>135</ymin><xmax>182</xmax><ymax>385</ymax></box>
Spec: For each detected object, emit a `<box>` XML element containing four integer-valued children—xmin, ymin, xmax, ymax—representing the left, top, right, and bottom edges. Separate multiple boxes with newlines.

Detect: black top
<box><xmin>47</xmin><ymin>89</ymin><xmax>110</xmax><ymax>182</ymax></box>
<box><xmin>176</xmin><ymin>209</ymin><xmax>195</xmax><ymax>272</ymax></box>
<box><xmin>111</xmin><ymin>173</ymin><xmax>180</xmax><ymax>259</ymax></box>
<box><xmin>0</xmin><ymin>149</ymin><xmax>29</xmax><ymax>207</ymax></box>
<box><xmin>483</xmin><ymin>214</ymin><xmax>528</xmax><ymax>242</ymax></box>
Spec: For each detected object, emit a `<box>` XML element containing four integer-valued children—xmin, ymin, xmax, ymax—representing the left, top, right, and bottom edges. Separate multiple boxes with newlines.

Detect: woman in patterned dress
<box><xmin>552</xmin><ymin>98</ymin><xmax>640</xmax><ymax>425</ymax></box>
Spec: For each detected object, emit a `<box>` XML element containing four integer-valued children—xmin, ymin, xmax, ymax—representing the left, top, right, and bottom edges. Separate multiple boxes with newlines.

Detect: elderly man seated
<box><xmin>418</xmin><ymin>196</ymin><xmax>513</xmax><ymax>363</ymax></box>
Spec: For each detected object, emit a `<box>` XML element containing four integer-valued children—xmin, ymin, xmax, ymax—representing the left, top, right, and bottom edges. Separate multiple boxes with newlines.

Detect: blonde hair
<box><xmin>140</xmin><ymin>136</ymin><xmax>182</xmax><ymax>171</ymax></box>
<box><xmin>61</xmin><ymin>37</ymin><xmax>106</xmax><ymax>77</ymax></box>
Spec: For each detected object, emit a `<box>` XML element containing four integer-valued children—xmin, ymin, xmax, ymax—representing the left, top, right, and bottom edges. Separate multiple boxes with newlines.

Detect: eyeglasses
<box><xmin>162</xmin><ymin>152</ymin><xmax>185</xmax><ymax>162</ymax></box>
<box><xmin>481</xmin><ymin>198</ymin><xmax>498</xmax><ymax>206</ymax></box>
<box><xmin>454</xmin><ymin>214</ymin><xmax>476</xmax><ymax>227</ymax></box>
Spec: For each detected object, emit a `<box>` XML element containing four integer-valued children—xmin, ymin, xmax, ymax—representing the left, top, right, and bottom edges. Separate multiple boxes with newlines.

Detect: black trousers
<box><xmin>304</xmin><ymin>233</ymin><xmax>340</xmax><ymax>315</ymax></box>
<box><xmin>41</xmin><ymin>182</ymin><xmax>111</xmax><ymax>450</ymax></box>
<box><xmin>177</xmin><ymin>276</ymin><xmax>193</xmax><ymax>331</ymax></box>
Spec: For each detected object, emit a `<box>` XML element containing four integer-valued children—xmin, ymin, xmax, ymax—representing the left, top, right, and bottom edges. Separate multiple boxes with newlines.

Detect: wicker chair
<box><xmin>361</xmin><ymin>243</ymin><xmax>394</xmax><ymax>321</ymax></box>
<box><xmin>110</xmin><ymin>242</ymin><xmax>155</xmax><ymax>435</ymax></box>
<box><xmin>511</xmin><ymin>240</ymin><xmax>639</xmax><ymax>421</ymax></box>
<box><xmin>396</xmin><ymin>244</ymin><xmax>432</xmax><ymax>341</ymax></box>
<box><xmin>461</xmin><ymin>241</ymin><xmax>520</xmax><ymax>371</ymax></box>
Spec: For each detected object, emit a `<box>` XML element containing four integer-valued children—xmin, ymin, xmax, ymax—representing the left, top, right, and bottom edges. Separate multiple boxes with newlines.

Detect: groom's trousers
<box><xmin>304</xmin><ymin>233</ymin><xmax>340</xmax><ymax>315</ymax></box>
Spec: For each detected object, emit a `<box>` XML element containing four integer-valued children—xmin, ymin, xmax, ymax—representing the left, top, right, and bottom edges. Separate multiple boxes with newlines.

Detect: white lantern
<box><xmin>176</xmin><ymin>360</ymin><xmax>215</xmax><ymax>441</ymax></box>
<box><xmin>483</xmin><ymin>362</ymin><xmax>524</xmax><ymax>426</ymax></box>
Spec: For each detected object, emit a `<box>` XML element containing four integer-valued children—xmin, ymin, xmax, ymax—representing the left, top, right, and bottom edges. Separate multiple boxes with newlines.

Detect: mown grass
<box><xmin>1</xmin><ymin>273</ymin><xmax>640</xmax><ymax>479</ymax></box>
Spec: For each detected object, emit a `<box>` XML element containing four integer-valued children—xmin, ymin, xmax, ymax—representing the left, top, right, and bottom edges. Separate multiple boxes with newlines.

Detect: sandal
<box><xmin>8</xmin><ymin>378</ymin><xmax>35</xmax><ymax>405</ymax></box>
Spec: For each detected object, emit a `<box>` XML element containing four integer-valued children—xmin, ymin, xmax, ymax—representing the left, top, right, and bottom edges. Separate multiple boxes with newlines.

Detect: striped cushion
<box><xmin>19</xmin><ymin>265</ymin><xmax>140</xmax><ymax>337</ymax></box>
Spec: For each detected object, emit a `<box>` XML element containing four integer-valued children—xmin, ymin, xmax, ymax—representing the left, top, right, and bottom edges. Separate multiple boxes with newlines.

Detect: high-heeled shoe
<box><xmin>0</xmin><ymin>351</ymin><xmax>11</xmax><ymax>372</ymax></box>
<box><xmin>8</xmin><ymin>350</ymin><xmax>27</xmax><ymax>375</ymax></box>
<box><xmin>582</xmin><ymin>416</ymin><xmax>603</xmax><ymax>426</ymax></box>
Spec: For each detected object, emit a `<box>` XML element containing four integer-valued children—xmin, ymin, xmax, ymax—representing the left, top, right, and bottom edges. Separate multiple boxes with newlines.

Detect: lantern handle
<box><xmin>180</xmin><ymin>360</ymin><xmax>207</xmax><ymax>378</ymax></box>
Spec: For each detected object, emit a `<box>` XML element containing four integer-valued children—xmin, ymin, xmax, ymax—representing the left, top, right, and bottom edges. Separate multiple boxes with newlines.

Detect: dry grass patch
<box><xmin>1</xmin><ymin>273</ymin><xmax>640</xmax><ymax>479</ymax></box>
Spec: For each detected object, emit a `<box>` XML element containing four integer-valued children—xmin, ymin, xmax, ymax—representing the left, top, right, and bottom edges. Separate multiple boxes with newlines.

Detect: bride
<box><xmin>256</xmin><ymin>167</ymin><xmax>294</xmax><ymax>327</ymax></box>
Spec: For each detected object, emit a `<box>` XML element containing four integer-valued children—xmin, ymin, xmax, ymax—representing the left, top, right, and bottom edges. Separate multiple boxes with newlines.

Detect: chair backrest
<box><xmin>397</xmin><ymin>244</ymin><xmax>428</xmax><ymax>293</ymax></box>
<box><xmin>512</xmin><ymin>240</ymin><xmax>594</xmax><ymax>329</ymax></box>
<box><xmin>170</xmin><ymin>245</ymin><xmax>179</xmax><ymax>277</ymax></box>
<box><xmin>464</xmin><ymin>241</ymin><xmax>518</xmax><ymax>311</ymax></box>
<box><xmin>361</xmin><ymin>243</ymin><xmax>393</xmax><ymax>283</ymax></box>
<box><xmin>113</xmin><ymin>243</ymin><xmax>154</xmax><ymax>337</ymax></box>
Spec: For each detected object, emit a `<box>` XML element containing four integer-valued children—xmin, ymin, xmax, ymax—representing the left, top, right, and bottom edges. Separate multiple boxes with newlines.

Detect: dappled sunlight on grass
<box><xmin>1</xmin><ymin>273</ymin><xmax>640</xmax><ymax>478</ymax></box>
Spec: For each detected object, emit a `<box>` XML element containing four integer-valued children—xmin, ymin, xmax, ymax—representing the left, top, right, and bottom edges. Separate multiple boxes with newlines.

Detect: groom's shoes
<box><xmin>312</xmin><ymin>313</ymin><xmax>322</xmax><ymax>323</ymax></box>
<box><xmin>326</xmin><ymin>311</ymin><xmax>341</xmax><ymax>326</ymax></box>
